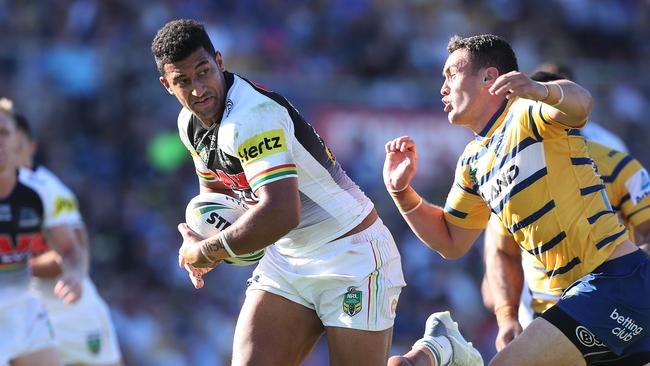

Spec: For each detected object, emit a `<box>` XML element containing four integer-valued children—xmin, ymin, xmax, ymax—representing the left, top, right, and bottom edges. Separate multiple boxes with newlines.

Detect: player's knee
<box><xmin>387</xmin><ymin>355</ymin><xmax>414</xmax><ymax>366</ymax></box>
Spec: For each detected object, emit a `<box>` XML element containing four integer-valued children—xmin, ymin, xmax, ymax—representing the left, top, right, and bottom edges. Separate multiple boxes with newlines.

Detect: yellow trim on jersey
<box><xmin>448</xmin><ymin>98</ymin><xmax>627</xmax><ymax>294</ymax></box>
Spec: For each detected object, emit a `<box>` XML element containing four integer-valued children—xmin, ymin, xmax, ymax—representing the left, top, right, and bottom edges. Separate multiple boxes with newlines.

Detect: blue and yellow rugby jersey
<box><xmin>495</xmin><ymin>141</ymin><xmax>650</xmax><ymax>313</ymax></box>
<box><xmin>593</xmin><ymin>142</ymin><xmax>650</xmax><ymax>232</ymax></box>
<box><xmin>445</xmin><ymin>97</ymin><xmax>628</xmax><ymax>295</ymax></box>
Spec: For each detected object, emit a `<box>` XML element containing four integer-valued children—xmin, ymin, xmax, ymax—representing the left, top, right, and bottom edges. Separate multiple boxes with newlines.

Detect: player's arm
<box><xmin>484</xmin><ymin>221</ymin><xmax>524</xmax><ymax>351</ymax></box>
<box><xmin>390</xmin><ymin>186</ymin><xmax>481</xmax><ymax>259</ymax></box>
<box><xmin>179</xmin><ymin>178</ymin><xmax>299</xmax><ymax>266</ymax></box>
<box><xmin>29</xmin><ymin>250</ymin><xmax>63</xmax><ymax>277</ymax></box>
<box><xmin>489</xmin><ymin>71</ymin><xmax>593</xmax><ymax>127</ymax></box>
<box><xmin>615</xmin><ymin>158</ymin><xmax>650</xmax><ymax>255</ymax></box>
<box><xmin>383</xmin><ymin>136</ymin><xmax>482</xmax><ymax>259</ymax></box>
<box><xmin>44</xmin><ymin>224</ymin><xmax>86</xmax><ymax>304</ymax></box>
<box><xmin>30</xmin><ymin>224</ymin><xmax>90</xmax><ymax>278</ymax></box>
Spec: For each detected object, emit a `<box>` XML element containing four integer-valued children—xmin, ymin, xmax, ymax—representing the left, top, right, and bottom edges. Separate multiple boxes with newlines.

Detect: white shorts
<box><xmin>0</xmin><ymin>289</ymin><xmax>55</xmax><ymax>365</ymax></box>
<box><xmin>35</xmin><ymin>278</ymin><xmax>122</xmax><ymax>365</ymax></box>
<box><xmin>246</xmin><ymin>218</ymin><xmax>406</xmax><ymax>331</ymax></box>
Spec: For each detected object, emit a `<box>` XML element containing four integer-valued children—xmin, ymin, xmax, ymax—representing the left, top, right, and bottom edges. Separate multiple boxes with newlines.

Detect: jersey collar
<box><xmin>475</xmin><ymin>98</ymin><xmax>514</xmax><ymax>140</ymax></box>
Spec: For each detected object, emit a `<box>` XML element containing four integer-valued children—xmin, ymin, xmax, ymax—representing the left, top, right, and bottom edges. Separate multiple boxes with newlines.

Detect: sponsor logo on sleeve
<box><xmin>237</xmin><ymin>129</ymin><xmax>288</xmax><ymax>166</ymax></box>
<box><xmin>625</xmin><ymin>169</ymin><xmax>650</xmax><ymax>205</ymax></box>
<box><xmin>54</xmin><ymin>196</ymin><xmax>77</xmax><ymax>216</ymax></box>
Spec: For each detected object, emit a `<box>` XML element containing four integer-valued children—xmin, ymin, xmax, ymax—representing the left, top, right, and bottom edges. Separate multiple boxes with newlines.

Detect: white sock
<box><xmin>414</xmin><ymin>335</ymin><xmax>452</xmax><ymax>366</ymax></box>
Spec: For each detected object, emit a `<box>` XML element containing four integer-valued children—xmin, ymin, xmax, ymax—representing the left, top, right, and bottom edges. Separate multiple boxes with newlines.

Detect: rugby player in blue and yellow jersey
<box><xmin>482</xmin><ymin>71</ymin><xmax>650</xmax><ymax>365</ymax></box>
<box><xmin>384</xmin><ymin>35</ymin><xmax>649</xmax><ymax>366</ymax></box>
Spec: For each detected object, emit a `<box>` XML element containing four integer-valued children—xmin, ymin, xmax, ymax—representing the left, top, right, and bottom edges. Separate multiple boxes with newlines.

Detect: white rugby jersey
<box><xmin>0</xmin><ymin>168</ymin><xmax>81</xmax><ymax>298</ymax></box>
<box><xmin>177</xmin><ymin>72</ymin><xmax>374</xmax><ymax>256</ymax></box>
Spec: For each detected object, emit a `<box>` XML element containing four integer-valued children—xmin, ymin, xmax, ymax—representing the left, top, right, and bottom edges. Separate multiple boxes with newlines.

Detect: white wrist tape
<box><xmin>387</xmin><ymin>184</ymin><xmax>410</xmax><ymax>193</ymax></box>
<box><xmin>221</xmin><ymin>234</ymin><xmax>237</xmax><ymax>258</ymax></box>
<box><xmin>400</xmin><ymin>197</ymin><xmax>424</xmax><ymax>215</ymax></box>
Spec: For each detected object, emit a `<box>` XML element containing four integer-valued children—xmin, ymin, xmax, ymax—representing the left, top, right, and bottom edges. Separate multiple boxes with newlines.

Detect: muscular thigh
<box><xmin>325</xmin><ymin>326</ymin><xmax>393</xmax><ymax>366</ymax></box>
<box><xmin>232</xmin><ymin>289</ymin><xmax>323</xmax><ymax>366</ymax></box>
<box><xmin>489</xmin><ymin>317</ymin><xmax>586</xmax><ymax>366</ymax></box>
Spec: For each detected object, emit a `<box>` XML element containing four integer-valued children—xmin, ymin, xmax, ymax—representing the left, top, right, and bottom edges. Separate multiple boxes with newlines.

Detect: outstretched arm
<box><xmin>384</xmin><ymin>136</ymin><xmax>482</xmax><ymax>259</ymax></box>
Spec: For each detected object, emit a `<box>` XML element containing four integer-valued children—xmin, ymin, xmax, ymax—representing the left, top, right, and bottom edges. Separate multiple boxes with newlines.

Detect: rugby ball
<box><xmin>184</xmin><ymin>193</ymin><xmax>264</xmax><ymax>266</ymax></box>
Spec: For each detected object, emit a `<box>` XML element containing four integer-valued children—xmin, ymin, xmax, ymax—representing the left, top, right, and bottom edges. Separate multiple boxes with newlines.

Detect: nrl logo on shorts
<box><xmin>87</xmin><ymin>333</ymin><xmax>102</xmax><ymax>354</ymax></box>
<box><xmin>343</xmin><ymin>286</ymin><xmax>362</xmax><ymax>316</ymax></box>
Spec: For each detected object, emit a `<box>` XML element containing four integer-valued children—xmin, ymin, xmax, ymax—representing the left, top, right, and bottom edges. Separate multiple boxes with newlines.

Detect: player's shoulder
<box><xmin>219</xmin><ymin>74</ymin><xmax>290</xmax><ymax>143</ymax></box>
<box><xmin>224</xmin><ymin>74</ymin><xmax>286</xmax><ymax>124</ymax></box>
<box><xmin>33</xmin><ymin>165</ymin><xmax>63</xmax><ymax>186</ymax></box>
<box><xmin>177</xmin><ymin>107</ymin><xmax>193</xmax><ymax>131</ymax></box>
<box><xmin>17</xmin><ymin>167</ymin><xmax>50</xmax><ymax>202</ymax></box>
<box><xmin>33</xmin><ymin>165</ymin><xmax>76</xmax><ymax>198</ymax></box>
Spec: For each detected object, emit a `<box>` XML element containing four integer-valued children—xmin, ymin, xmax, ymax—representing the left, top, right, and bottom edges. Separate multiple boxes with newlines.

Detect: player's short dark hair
<box><xmin>534</xmin><ymin>63</ymin><xmax>574</xmax><ymax>81</ymax></box>
<box><xmin>151</xmin><ymin>19</ymin><xmax>216</xmax><ymax>76</ymax></box>
<box><xmin>530</xmin><ymin>71</ymin><xmax>566</xmax><ymax>83</ymax></box>
<box><xmin>447</xmin><ymin>34</ymin><xmax>518</xmax><ymax>75</ymax></box>
<box><xmin>14</xmin><ymin>114</ymin><xmax>33</xmax><ymax>140</ymax></box>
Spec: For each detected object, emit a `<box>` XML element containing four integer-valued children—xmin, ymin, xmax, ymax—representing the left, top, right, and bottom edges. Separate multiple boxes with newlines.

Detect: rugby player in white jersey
<box><xmin>11</xmin><ymin>113</ymin><xmax>123</xmax><ymax>366</ymax></box>
<box><xmin>151</xmin><ymin>19</ymin><xmax>405</xmax><ymax>365</ymax></box>
<box><xmin>0</xmin><ymin>99</ymin><xmax>84</xmax><ymax>366</ymax></box>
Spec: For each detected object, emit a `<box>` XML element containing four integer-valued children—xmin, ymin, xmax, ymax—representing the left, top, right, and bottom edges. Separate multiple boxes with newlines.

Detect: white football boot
<box><xmin>413</xmin><ymin>311</ymin><xmax>484</xmax><ymax>366</ymax></box>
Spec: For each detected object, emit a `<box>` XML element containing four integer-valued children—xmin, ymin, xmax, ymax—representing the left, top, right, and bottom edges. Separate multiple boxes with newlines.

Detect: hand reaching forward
<box><xmin>383</xmin><ymin>136</ymin><xmax>418</xmax><ymax>192</ymax></box>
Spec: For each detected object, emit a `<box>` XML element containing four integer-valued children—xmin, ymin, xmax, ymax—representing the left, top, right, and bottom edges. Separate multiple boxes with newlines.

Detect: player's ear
<box><xmin>214</xmin><ymin>51</ymin><xmax>225</xmax><ymax>71</ymax></box>
<box><xmin>159</xmin><ymin>76</ymin><xmax>173</xmax><ymax>95</ymax></box>
<box><xmin>483</xmin><ymin>67</ymin><xmax>499</xmax><ymax>86</ymax></box>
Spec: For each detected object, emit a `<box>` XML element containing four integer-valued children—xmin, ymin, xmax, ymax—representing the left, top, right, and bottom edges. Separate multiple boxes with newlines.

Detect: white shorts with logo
<box><xmin>0</xmin><ymin>289</ymin><xmax>55</xmax><ymax>366</ymax></box>
<box><xmin>34</xmin><ymin>277</ymin><xmax>122</xmax><ymax>365</ymax></box>
<box><xmin>246</xmin><ymin>218</ymin><xmax>406</xmax><ymax>331</ymax></box>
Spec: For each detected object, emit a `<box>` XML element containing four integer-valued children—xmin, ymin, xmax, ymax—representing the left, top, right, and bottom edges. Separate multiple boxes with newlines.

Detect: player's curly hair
<box><xmin>447</xmin><ymin>34</ymin><xmax>518</xmax><ymax>75</ymax></box>
<box><xmin>151</xmin><ymin>19</ymin><xmax>216</xmax><ymax>76</ymax></box>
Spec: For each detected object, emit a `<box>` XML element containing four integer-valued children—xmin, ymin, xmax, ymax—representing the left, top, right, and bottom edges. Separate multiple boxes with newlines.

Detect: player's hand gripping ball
<box><xmin>184</xmin><ymin>193</ymin><xmax>265</xmax><ymax>266</ymax></box>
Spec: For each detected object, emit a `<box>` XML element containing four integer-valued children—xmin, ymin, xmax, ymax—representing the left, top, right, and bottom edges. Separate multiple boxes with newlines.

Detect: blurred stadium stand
<box><xmin>1</xmin><ymin>0</ymin><xmax>649</xmax><ymax>364</ymax></box>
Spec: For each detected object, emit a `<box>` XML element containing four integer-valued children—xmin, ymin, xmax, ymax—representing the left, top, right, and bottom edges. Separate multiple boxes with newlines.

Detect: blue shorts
<box><xmin>550</xmin><ymin>250</ymin><xmax>650</xmax><ymax>357</ymax></box>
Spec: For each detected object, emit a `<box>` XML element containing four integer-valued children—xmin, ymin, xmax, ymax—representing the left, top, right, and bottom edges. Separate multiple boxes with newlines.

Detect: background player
<box><xmin>384</xmin><ymin>34</ymin><xmax>649</xmax><ymax>365</ymax></box>
<box><xmin>0</xmin><ymin>99</ymin><xmax>83</xmax><ymax>366</ymax></box>
<box><xmin>482</xmin><ymin>71</ymin><xmax>650</xmax><ymax>364</ymax></box>
<box><xmin>12</xmin><ymin>112</ymin><xmax>123</xmax><ymax>366</ymax></box>
<box><xmin>152</xmin><ymin>19</ymin><xmax>405</xmax><ymax>365</ymax></box>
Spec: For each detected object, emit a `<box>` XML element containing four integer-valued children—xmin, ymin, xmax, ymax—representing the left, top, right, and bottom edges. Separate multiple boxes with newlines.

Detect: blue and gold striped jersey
<box><xmin>590</xmin><ymin>142</ymin><xmax>650</xmax><ymax>232</ymax></box>
<box><xmin>504</xmin><ymin>141</ymin><xmax>650</xmax><ymax>312</ymax></box>
<box><xmin>445</xmin><ymin>98</ymin><xmax>628</xmax><ymax>294</ymax></box>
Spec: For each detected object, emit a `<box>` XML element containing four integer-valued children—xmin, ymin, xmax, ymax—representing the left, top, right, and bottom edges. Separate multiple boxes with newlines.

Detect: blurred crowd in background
<box><xmin>1</xmin><ymin>0</ymin><xmax>649</xmax><ymax>364</ymax></box>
